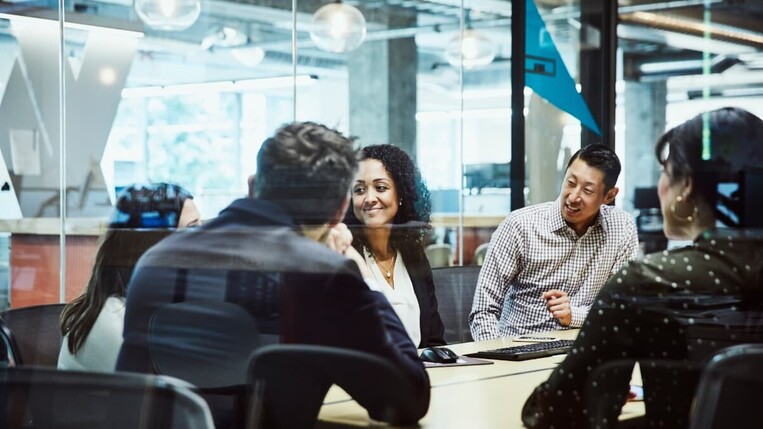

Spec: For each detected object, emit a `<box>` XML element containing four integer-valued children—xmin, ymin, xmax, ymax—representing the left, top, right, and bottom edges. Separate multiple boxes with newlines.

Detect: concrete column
<box><xmin>623</xmin><ymin>80</ymin><xmax>667</xmax><ymax>203</ymax></box>
<box><xmin>348</xmin><ymin>15</ymin><xmax>417</xmax><ymax>159</ymax></box>
<box><xmin>526</xmin><ymin>94</ymin><xmax>566</xmax><ymax>205</ymax></box>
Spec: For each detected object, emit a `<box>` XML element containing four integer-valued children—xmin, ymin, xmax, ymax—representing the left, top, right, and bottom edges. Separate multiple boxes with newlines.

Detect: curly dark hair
<box><xmin>344</xmin><ymin>144</ymin><xmax>432</xmax><ymax>256</ymax></box>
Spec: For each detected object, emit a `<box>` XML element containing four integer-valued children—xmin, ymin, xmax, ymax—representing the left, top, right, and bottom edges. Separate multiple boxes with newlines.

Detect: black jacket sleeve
<box><xmin>404</xmin><ymin>249</ymin><xmax>446</xmax><ymax>347</ymax></box>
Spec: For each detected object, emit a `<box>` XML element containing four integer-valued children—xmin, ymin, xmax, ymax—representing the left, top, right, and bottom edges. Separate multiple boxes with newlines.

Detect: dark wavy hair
<box><xmin>344</xmin><ymin>144</ymin><xmax>432</xmax><ymax>255</ymax></box>
<box><xmin>60</xmin><ymin>183</ymin><xmax>193</xmax><ymax>355</ymax></box>
<box><xmin>655</xmin><ymin>107</ymin><xmax>763</xmax><ymax>227</ymax></box>
<box><xmin>255</xmin><ymin>122</ymin><xmax>358</xmax><ymax>226</ymax></box>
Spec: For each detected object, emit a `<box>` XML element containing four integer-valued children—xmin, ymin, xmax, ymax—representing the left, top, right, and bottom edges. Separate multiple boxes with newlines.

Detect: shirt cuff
<box><xmin>569</xmin><ymin>305</ymin><xmax>588</xmax><ymax>328</ymax></box>
<box><xmin>470</xmin><ymin>321</ymin><xmax>499</xmax><ymax>341</ymax></box>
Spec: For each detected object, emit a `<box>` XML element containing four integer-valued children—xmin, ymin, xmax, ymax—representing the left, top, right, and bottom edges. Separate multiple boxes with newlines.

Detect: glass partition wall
<box><xmin>1</xmin><ymin>0</ymin><xmax>762</xmax><ymax>309</ymax></box>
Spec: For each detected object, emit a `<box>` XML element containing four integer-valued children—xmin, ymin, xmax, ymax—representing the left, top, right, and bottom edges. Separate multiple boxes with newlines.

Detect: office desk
<box><xmin>318</xmin><ymin>330</ymin><xmax>643</xmax><ymax>428</ymax></box>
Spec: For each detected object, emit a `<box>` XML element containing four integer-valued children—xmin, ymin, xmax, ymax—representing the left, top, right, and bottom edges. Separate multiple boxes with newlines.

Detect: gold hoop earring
<box><xmin>670</xmin><ymin>195</ymin><xmax>698</xmax><ymax>223</ymax></box>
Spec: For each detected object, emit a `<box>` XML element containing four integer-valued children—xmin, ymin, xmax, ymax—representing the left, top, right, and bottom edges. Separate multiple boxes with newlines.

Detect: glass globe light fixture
<box><xmin>135</xmin><ymin>0</ymin><xmax>201</xmax><ymax>32</ymax></box>
<box><xmin>444</xmin><ymin>29</ymin><xmax>496</xmax><ymax>69</ymax></box>
<box><xmin>310</xmin><ymin>3</ymin><xmax>367</xmax><ymax>53</ymax></box>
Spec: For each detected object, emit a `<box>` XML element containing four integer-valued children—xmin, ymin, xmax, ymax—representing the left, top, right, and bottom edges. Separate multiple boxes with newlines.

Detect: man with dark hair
<box><xmin>117</xmin><ymin>122</ymin><xmax>429</xmax><ymax>426</ymax></box>
<box><xmin>469</xmin><ymin>144</ymin><xmax>639</xmax><ymax>339</ymax></box>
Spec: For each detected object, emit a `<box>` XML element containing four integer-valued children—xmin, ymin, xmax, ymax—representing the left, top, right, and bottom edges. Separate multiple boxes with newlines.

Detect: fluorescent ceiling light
<box><xmin>619</xmin><ymin>24</ymin><xmax>755</xmax><ymax>55</ymax></box>
<box><xmin>622</xmin><ymin>11</ymin><xmax>763</xmax><ymax>47</ymax></box>
<box><xmin>640</xmin><ymin>59</ymin><xmax>704</xmax><ymax>74</ymax></box>
<box><xmin>121</xmin><ymin>75</ymin><xmax>317</xmax><ymax>98</ymax></box>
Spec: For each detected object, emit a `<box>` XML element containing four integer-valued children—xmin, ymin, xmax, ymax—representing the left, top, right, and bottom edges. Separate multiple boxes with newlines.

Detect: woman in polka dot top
<box><xmin>522</xmin><ymin>107</ymin><xmax>763</xmax><ymax>429</ymax></box>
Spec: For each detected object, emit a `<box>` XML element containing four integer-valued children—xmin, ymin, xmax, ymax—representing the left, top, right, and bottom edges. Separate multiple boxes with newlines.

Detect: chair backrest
<box><xmin>148</xmin><ymin>300</ymin><xmax>262</xmax><ymax>389</ymax></box>
<box><xmin>0</xmin><ymin>303</ymin><xmax>65</xmax><ymax>367</ymax></box>
<box><xmin>248</xmin><ymin>344</ymin><xmax>427</xmax><ymax>429</ymax></box>
<box><xmin>472</xmin><ymin>242</ymin><xmax>490</xmax><ymax>266</ymax></box>
<box><xmin>681</xmin><ymin>307</ymin><xmax>763</xmax><ymax>362</ymax></box>
<box><xmin>689</xmin><ymin>344</ymin><xmax>763</xmax><ymax>429</ymax></box>
<box><xmin>0</xmin><ymin>366</ymin><xmax>214</xmax><ymax>429</ymax></box>
<box><xmin>584</xmin><ymin>358</ymin><xmax>701</xmax><ymax>429</ymax></box>
<box><xmin>424</xmin><ymin>244</ymin><xmax>452</xmax><ymax>268</ymax></box>
<box><xmin>0</xmin><ymin>318</ymin><xmax>20</xmax><ymax>367</ymax></box>
<box><xmin>431</xmin><ymin>265</ymin><xmax>481</xmax><ymax>344</ymax></box>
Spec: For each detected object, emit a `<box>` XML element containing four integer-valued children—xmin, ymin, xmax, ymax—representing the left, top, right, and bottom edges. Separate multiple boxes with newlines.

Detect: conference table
<box><xmin>317</xmin><ymin>329</ymin><xmax>644</xmax><ymax>428</ymax></box>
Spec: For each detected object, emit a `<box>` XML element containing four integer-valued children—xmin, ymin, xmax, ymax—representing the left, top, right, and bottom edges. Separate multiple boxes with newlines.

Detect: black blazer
<box><xmin>400</xmin><ymin>248</ymin><xmax>446</xmax><ymax>347</ymax></box>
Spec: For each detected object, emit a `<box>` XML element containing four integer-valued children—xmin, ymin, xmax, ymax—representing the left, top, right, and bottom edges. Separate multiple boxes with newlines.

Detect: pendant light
<box><xmin>444</xmin><ymin>11</ymin><xmax>496</xmax><ymax>69</ymax></box>
<box><xmin>310</xmin><ymin>2</ymin><xmax>367</xmax><ymax>53</ymax></box>
<box><xmin>135</xmin><ymin>0</ymin><xmax>201</xmax><ymax>32</ymax></box>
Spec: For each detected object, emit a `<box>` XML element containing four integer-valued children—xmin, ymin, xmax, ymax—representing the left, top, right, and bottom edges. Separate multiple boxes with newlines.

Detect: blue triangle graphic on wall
<box><xmin>525</xmin><ymin>0</ymin><xmax>601</xmax><ymax>136</ymax></box>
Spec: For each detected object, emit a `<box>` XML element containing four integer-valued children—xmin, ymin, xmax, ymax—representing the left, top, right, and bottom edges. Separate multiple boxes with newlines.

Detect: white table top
<box><xmin>318</xmin><ymin>329</ymin><xmax>644</xmax><ymax>428</ymax></box>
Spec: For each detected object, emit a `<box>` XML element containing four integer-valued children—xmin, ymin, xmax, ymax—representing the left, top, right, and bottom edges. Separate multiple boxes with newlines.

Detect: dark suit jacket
<box><xmin>400</xmin><ymin>248</ymin><xmax>446</xmax><ymax>347</ymax></box>
<box><xmin>117</xmin><ymin>198</ymin><xmax>430</xmax><ymax>421</ymax></box>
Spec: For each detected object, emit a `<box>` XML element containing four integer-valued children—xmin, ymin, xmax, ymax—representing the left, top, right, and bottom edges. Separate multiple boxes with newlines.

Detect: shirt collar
<box><xmin>218</xmin><ymin>198</ymin><xmax>295</xmax><ymax>228</ymax></box>
<box><xmin>548</xmin><ymin>198</ymin><xmax>605</xmax><ymax>235</ymax></box>
<box><xmin>548</xmin><ymin>199</ymin><xmax>568</xmax><ymax>233</ymax></box>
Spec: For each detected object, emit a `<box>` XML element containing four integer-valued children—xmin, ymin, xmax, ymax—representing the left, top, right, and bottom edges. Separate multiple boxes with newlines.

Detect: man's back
<box><xmin>117</xmin><ymin>198</ymin><xmax>428</xmax><ymax>394</ymax></box>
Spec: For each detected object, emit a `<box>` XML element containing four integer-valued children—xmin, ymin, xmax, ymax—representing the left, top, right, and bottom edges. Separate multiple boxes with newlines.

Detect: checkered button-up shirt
<box><xmin>469</xmin><ymin>200</ymin><xmax>639</xmax><ymax>340</ymax></box>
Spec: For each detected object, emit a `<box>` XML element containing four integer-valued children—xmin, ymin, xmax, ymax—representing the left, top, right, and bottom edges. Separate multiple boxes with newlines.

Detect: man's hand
<box><xmin>543</xmin><ymin>289</ymin><xmax>571</xmax><ymax>327</ymax></box>
<box><xmin>325</xmin><ymin>223</ymin><xmax>353</xmax><ymax>255</ymax></box>
<box><xmin>324</xmin><ymin>223</ymin><xmax>375</xmax><ymax>281</ymax></box>
<box><xmin>344</xmin><ymin>246</ymin><xmax>375</xmax><ymax>280</ymax></box>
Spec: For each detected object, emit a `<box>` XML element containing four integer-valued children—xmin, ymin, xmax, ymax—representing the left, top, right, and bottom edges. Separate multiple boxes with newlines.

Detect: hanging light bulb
<box><xmin>135</xmin><ymin>0</ymin><xmax>201</xmax><ymax>32</ymax></box>
<box><xmin>444</xmin><ymin>29</ymin><xmax>496</xmax><ymax>69</ymax></box>
<box><xmin>310</xmin><ymin>3</ymin><xmax>367</xmax><ymax>53</ymax></box>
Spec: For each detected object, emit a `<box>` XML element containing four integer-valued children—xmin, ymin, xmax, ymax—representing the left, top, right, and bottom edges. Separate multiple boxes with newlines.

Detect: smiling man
<box><xmin>469</xmin><ymin>144</ymin><xmax>639</xmax><ymax>339</ymax></box>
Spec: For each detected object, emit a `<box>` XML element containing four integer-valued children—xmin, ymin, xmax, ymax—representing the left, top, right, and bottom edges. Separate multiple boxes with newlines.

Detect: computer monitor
<box><xmin>633</xmin><ymin>187</ymin><xmax>660</xmax><ymax>209</ymax></box>
<box><xmin>740</xmin><ymin>169</ymin><xmax>763</xmax><ymax>228</ymax></box>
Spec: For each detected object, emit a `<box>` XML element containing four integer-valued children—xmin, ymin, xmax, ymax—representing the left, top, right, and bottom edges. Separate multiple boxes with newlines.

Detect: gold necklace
<box><xmin>372</xmin><ymin>252</ymin><xmax>396</xmax><ymax>279</ymax></box>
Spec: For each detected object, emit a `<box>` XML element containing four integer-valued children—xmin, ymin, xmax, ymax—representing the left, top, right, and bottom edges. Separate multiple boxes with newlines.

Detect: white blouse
<box><xmin>58</xmin><ymin>296</ymin><xmax>125</xmax><ymax>372</ymax></box>
<box><xmin>363</xmin><ymin>249</ymin><xmax>421</xmax><ymax>347</ymax></box>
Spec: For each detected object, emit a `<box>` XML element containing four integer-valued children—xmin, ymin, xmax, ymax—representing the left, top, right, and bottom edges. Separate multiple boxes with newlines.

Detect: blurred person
<box><xmin>470</xmin><ymin>144</ymin><xmax>639</xmax><ymax>339</ymax></box>
<box><xmin>522</xmin><ymin>107</ymin><xmax>763</xmax><ymax>428</ymax></box>
<box><xmin>117</xmin><ymin>122</ymin><xmax>430</xmax><ymax>426</ymax></box>
<box><xmin>58</xmin><ymin>182</ymin><xmax>199</xmax><ymax>371</ymax></box>
<box><xmin>344</xmin><ymin>144</ymin><xmax>445</xmax><ymax>347</ymax></box>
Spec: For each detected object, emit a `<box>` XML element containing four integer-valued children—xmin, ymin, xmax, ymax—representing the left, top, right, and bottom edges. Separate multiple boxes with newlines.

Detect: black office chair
<box><xmin>0</xmin><ymin>366</ymin><xmax>215</xmax><ymax>429</ymax></box>
<box><xmin>0</xmin><ymin>303</ymin><xmax>66</xmax><ymax>366</ymax></box>
<box><xmin>247</xmin><ymin>344</ymin><xmax>428</xmax><ymax>429</ymax></box>
<box><xmin>148</xmin><ymin>300</ymin><xmax>261</xmax><ymax>389</ymax></box>
<box><xmin>425</xmin><ymin>244</ymin><xmax>453</xmax><ymax>268</ymax></box>
<box><xmin>688</xmin><ymin>344</ymin><xmax>763</xmax><ymax>429</ymax></box>
<box><xmin>431</xmin><ymin>265</ymin><xmax>481</xmax><ymax>344</ymax></box>
<box><xmin>0</xmin><ymin>318</ymin><xmax>21</xmax><ymax>367</ymax></box>
<box><xmin>148</xmin><ymin>300</ymin><xmax>265</xmax><ymax>428</ymax></box>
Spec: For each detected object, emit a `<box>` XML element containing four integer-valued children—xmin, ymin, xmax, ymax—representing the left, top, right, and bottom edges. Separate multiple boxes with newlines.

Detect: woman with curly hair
<box><xmin>58</xmin><ymin>182</ymin><xmax>200</xmax><ymax>372</ymax></box>
<box><xmin>344</xmin><ymin>144</ymin><xmax>445</xmax><ymax>347</ymax></box>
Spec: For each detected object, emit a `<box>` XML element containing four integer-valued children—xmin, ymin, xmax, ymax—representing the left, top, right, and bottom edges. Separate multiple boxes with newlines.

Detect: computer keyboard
<box><xmin>464</xmin><ymin>339</ymin><xmax>575</xmax><ymax>361</ymax></box>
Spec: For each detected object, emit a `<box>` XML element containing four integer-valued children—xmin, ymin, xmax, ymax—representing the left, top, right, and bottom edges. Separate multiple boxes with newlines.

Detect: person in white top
<box><xmin>58</xmin><ymin>183</ymin><xmax>201</xmax><ymax>372</ymax></box>
<box><xmin>344</xmin><ymin>144</ymin><xmax>445</xmax><ymax>347</ymax></box>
